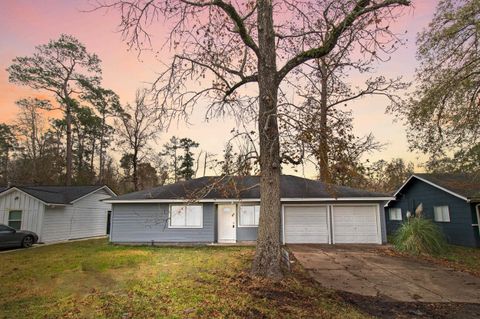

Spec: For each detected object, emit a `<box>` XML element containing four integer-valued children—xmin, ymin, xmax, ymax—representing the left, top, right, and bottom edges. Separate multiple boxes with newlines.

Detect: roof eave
<box><xmin>391</xmin><ymin>174</ymin><xmax>470</xmax><ymax>203</ymax></box>
<box><xmin>70</xmin><ymin>185</ymin><xmax>117</xmax><ymax>204</ymax></box>
<box><xmin>104</xmin><ymin>196</ymin><xmax>394</xmax><ymax>204</ymax></box>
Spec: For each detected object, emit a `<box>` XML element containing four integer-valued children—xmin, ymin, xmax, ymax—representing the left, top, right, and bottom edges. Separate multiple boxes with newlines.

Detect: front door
<box><xmin>218</xmin><ymin>205</ymin><xmax>236</xmax><ymax>243</ymax></box>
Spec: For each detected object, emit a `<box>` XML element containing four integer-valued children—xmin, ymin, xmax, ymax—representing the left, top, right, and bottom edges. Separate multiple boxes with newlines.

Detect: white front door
<box><xmin>218</xmin><ymin>205</ymin><xmax>236</xmax><ymax>243</ymax></box>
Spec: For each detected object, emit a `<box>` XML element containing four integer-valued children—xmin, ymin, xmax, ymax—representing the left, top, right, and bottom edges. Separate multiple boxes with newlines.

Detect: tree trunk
<box><xmin>90</xmin><ymin>136</ymin><xmax>96</xmax><ymax>180</ymax></box>
<box><xmin>31</xmin><ymin>108</ymin><xmax>37</xmax><ymax>183</ymax></box>
<box><xmin>99</xmin><ymin>113</ymin><xmax>106</xmax><ymax>183</ymax></box>
<box><xmin>318</xmin><ymin>59</ymin><xmax>331</xmax><ymax>184</ymax></box>
<box><xmin>251</xmin><ymin>0</ymin><xmax>283</xmax><ymax>279</ymax></box>
<box><xmin>133</xmin><ymin>148</ymin><xmax>139</xmax><ymax>191</ymax></box>
<box><xmin>65</xmin><ymin>101</ymin><xmax>73</xmax><ymax>186</ymax></box>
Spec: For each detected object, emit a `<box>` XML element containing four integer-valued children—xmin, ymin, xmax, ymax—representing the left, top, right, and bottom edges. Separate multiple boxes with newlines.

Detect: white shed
<box><xmin>0</xmin><ymin>185</ymin><xmax>116</xmax><ymax>243</ymax></box>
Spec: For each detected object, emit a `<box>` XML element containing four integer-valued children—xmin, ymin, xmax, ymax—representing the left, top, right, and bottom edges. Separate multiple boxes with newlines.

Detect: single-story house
<box><xmin>386</xmin><ymin>173</ymin><xmax>480</xmax><ymax>247</ymax></box>
<box><xmin>105</xmin><ymin>175</ymin><xmax>392</xmax><ymax>245</ymax></box>
<box><xmin>0</xmin><ymin>185</ymin><xmax>116</xmax><ymax>243</ymax></box>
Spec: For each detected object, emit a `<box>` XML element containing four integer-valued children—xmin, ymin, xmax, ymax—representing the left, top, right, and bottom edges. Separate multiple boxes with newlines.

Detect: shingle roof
<box><xmin>0</xmin><ymin>185</ymin><xmax>112</xmax><ymax>204</ymax></box>
<box><xmin>111</xmin><ymin>175</ymin><xmax>389</xmax><ymax>201</ymax></box>
<box><xmin>413</xmin><ymin>173</ymin><xmax>480</xmax><ymax>201</ymax></box>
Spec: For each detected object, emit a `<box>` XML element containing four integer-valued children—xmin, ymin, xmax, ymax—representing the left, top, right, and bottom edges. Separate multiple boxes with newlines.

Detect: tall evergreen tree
<box><xmin>178</xmin><ymin>138</ymin><xmax>199</xmax><ymax>180</ymax></box>
<box><xmin>8</xmin><ymin>34</ymin><xmax>102</xmax><ymax>185</ymax></box>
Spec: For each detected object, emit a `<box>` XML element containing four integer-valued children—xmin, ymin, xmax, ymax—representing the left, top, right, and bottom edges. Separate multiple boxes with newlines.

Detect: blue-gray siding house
<box><xmin>106</xmin><ymin>175</ymin><xmax>393</xmax><ymax>245</ymax></box>
<box><xmin>386</xmin><ymin>174</ymin><xmax>480</xmax><ymax>248</ymax></box>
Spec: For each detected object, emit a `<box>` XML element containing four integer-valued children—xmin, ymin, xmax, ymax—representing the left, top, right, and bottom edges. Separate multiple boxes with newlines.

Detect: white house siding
<box><xmin>69</xmin><ymin>189</ymin><xmax>111</xmax><ymax>239</ymax></box>
<box><xmin>110</xmin><ymin>203</ymin><xmax>215</xmax><ymax>243</ymax></box>
<box><xmin>0</xmin><ymin>190</ymin><xmax>45</xmax><ymax>239</ymax></box>
<box><xmin>42</xmin><ymin>189</ymin><xmax>112</xmax><ymax>242</ymax></box>
<box><xmin>41</xmin><ymin>206</ymin><xmax>72</xmax><ymax>242</ymax></box>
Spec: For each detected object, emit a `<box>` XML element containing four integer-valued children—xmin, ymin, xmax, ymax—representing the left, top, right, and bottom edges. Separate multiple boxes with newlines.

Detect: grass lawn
<box><xmin>423</xmin><ymin>245</ymin><xmax>480</xmax><ymax>277</ymax></box>
<box><xmin>0</xmin><ymin>239</ymin><xmax>366</xmax><ymax>319</ymax></box>
<box><xmin>384</xmin><ymin>243</ymin><xmax>480</xmax><ymax>277</ymax></box>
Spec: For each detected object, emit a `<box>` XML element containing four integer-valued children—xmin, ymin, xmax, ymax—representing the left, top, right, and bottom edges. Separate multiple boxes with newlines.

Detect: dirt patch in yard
<box><xmin>338</xmin><ymin>291</ymin><xmax>480</xmax><ymax>319</ymax></box>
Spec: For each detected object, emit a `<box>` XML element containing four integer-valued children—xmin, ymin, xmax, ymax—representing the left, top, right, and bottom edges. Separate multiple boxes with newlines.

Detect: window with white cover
<box><xmin>434</xmin><ymin>206</ymin><xmax>450</xmax><ymax>222</ymax></box>
<box><xmin>239</xmin><ymin>205</ymin><xmax>260</xmax><ymax>227</ymax></box>
<box><xmin>8</xmin><ymin>210</ymin><xmax>22</xmax><ymax>230</ymax></box>
<box><xmin>389</xmin><ymin>208</ymin><xmax>402</xmax><ymax>221</ymax></box>
<box><xmin>169</xmin><ymin>205</ymin><xmax>203</xmax><ymax>228</ymax></box>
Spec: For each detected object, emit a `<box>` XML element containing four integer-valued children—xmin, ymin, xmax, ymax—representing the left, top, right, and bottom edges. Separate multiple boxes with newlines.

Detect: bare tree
<box><xmin>96</xmin><ymin>0</ymin><xmax>411</xmax><ymax>278</ymax></box>
<box><xmin>116</xmin><ymin>89</ymin><xmax>161</xmax><ymax>191</ymax></box>
<box><xmin>280</xmin><ymin>55</ymin><xmax>407</xmax><ymax>183</ymax></box>
<box><xmin>14</xmin><ymin>98</ymin><xmax>53</xmax><ymax>182</ymax></box>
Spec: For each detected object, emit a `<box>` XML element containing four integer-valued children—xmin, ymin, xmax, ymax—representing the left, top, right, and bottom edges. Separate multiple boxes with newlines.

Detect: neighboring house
<box><xmin>386</xmin><ymin>173</ymin><xmax>480</xmax><ymax>247</ymax></box>
<box><xmin>0</xmin><ymin>185</ymin><xmax>116</xmax><ymax>243</ymax></box>
<box><xmin>105</xmin><ymin>175</ymin><xmax>392</xmax><ymax>245</ymax></box>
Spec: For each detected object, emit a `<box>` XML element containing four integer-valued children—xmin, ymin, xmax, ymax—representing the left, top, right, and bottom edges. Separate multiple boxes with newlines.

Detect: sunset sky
<box><xmin>0</xmin><ymin>0</ymin><xmax>438</xmax><ymax>178</ymax></box>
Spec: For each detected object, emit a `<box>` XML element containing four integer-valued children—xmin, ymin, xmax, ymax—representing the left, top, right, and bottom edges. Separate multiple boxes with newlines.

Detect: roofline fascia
<box><xmin>0</xmin><ymin>187</ymin><xmax>69</xmax><ymax>206</ymax></box>
<box><xmin>391</xmin><ymin>175</ymin><xmax>469</xmax><ymax>203</ymax></box>
<box><xmin>70</xmin><ymin>185</ymin><xmax>117</xmax><ymax>204</ymax></box>
<box><xmin>104</xmin><ymin>197</ymin><xmax>394</xmax><ymax>204</ymax></box>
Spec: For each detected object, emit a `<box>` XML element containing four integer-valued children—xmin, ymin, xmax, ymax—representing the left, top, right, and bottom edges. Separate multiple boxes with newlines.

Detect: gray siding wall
<box><xmin>111</xmin><ymin>203</ymin><xmax>215</xmax><ymax>243</ymax></box>
<box><xmin>237</xmin><ymin>226</ymin><xmax>258</xmax><ymax>241</ymax></box>
<box><xmin>386</xmin><ymin>179</ymin><xmax>479</xmax><ymax>247</ymax></box>
<box><xmin>111</xmin><ymin>200</ymin><xmax>386</xmax><ymax>244</ymax></box>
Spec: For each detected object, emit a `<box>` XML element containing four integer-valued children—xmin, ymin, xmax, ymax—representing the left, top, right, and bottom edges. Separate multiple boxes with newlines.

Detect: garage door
<box><xmin>332</xmin><ymin>205</ymin><xmax>379</xmax><ymax>244</ymax></box>
<box><xmin>284</xmin><ymin>206</ymin><xmax>329</xmax><ymax>243</ymax></box>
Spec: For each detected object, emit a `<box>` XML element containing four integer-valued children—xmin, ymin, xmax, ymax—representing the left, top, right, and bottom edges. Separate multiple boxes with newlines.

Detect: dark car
<box><xmin>0</xmin><ymin>224</ymin><xmax>38</xmax><ymax>248</ymax></box>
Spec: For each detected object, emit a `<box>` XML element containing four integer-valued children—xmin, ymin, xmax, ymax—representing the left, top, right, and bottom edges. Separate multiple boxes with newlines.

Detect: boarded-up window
<box><xmin>434</xmin><ymin>206</ymin><xmax>450</xmax><ymax>222</ymax></box>
<box><xmin>239</xmin><ymin>205</ymin><xmax>260</xmax><ymax>227</ymax></box>
<box><xmin>169</xmin><ymin>205</ymin><xmax>203</xmax><ymax>228</ymax></box>
<box><xmin>8</xmin><ymin>210</ymin><xmax>22</xmax><ymax>230</ymax></box>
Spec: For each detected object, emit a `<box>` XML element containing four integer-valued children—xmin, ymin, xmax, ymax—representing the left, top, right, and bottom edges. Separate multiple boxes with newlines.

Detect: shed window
<box><xmin>239</xmin><ymin>205</ymin><xmax>260</xmax><ymax>227</ymax></box>
<box><xmin>8</xmin><ymin>210</ymin><xmax>22</xmax><ymax>230</ymax></box>
<box><xmin>434</xmin><ymin>206</ymin><xmax>450</xmax><ymax>222</ymax></box>
<box><xmin>169</xmin><ymin>205</ymin><xmax>203</xmax><ymax>228</ymax></box>
<box><xmin>389</xmin><ymin>208</ymin><xmax>402</xmax><ymax>221</ymax></box>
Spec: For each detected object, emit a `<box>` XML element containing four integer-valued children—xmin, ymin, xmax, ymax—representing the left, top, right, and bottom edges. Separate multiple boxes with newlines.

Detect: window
<box><xmin>239</xmin><ymin>205</ymin><xmax>260</xmax><ymax>227</ymax></box>
<box><xmin>169</xmin><ymin>205</ymin><xmax>203</xmax><ymax>228</ymax></box>
<box><xmin>434</xmin><ymin>206</ymin><xmax>450</xmax><ymax>222</ymax></box>
<box><xmin>389</xmin><ymin>208</ymin><xmax>402</xmax><ymax>221</ymax></box>
<box><xmin>8</xmin><ymin>210</ymin><xmax>22</xmax><ymax>230</ymax></box>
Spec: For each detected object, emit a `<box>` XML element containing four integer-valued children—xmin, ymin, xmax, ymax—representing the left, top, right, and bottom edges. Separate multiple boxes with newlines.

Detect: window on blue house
<box><xmin>389</xmin><ymin>208</ymin><xmax>402</xmax><ymax>221</ymax></box>
<box><xmin>169</xmin><ymin>205</ymin><xmax>203</xmax><ymax>228</ymax></box>
<box><xmin>434</xmin><ymin>206</ymin><xmax>450</xmax><ymax>222</ymax></box>
<box><xmin>239</xmin><ymin>205</ymin><xmax>260</xmax><ymax>227</ymax></box>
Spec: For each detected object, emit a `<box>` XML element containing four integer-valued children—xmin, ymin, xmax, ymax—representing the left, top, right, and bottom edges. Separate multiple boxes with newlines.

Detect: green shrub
<box><xmin>393</xmin><ymin>217</ymin><xmax>448</xmax><ymax>255</ymax></box>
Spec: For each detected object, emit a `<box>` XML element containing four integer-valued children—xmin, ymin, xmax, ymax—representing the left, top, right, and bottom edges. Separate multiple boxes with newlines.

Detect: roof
<box><xmin>393</xmin><ymin>173</ymin><xmax>480</xmax><ymax>202</ymax></box>
<box><xmin>107</xmin><ymin>175</ymin><xmax>390</xmax><ymax>202</ymax></box>
<box><xmin>0</xmin><ymin>185</ymin><xmax>115</xmax><ymax>205</ymax></box>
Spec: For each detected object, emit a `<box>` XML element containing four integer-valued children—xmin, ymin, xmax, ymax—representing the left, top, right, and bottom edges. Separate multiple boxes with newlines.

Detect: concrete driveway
<box><xmin>289</xmin><ymin>245</ymin><xmax>480</xmax><ymax>303</ymax></box>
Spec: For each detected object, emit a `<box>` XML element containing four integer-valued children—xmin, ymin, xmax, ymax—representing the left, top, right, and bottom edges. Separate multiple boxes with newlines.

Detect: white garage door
<box><xmin>284</xmin><ymin>206</ymin><xmax>329</xmax><ymax>243</ymax></box>
<box><xmin>332</xmin><ymin>205</ymin><xmax>379</xmax><ymax>244</ymax></box>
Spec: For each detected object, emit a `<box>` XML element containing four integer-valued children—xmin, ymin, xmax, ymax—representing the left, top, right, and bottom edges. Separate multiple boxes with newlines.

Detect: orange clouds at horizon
<box><xmin>0</xmin><ymin>0</ymin><xmax>438</xmax><ymax>177</ymax></box>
